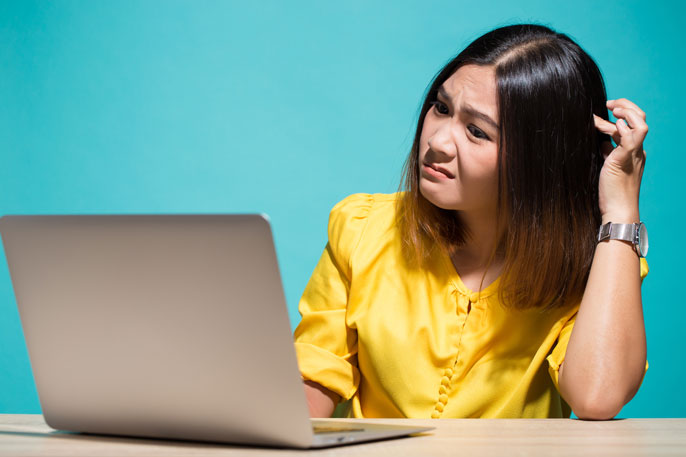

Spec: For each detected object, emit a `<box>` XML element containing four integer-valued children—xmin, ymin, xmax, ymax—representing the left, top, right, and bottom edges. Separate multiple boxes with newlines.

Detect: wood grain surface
<box><xmin>1</xmin><ymin>415</ymin><xmax>684</xmax><ymax>456</ymax></box>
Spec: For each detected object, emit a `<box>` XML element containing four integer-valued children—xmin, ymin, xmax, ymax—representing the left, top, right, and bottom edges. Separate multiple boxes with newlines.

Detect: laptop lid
<box><xmin>0</xmin><ymin>214</ymin><xmax>317</xmax><ymax>447</ymax></box>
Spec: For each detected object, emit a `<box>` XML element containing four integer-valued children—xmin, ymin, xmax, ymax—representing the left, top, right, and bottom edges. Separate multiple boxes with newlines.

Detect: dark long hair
<box><xmin>398</xmin><ymin>24</ymin><xmax>608</xmax><ymax>310</ymax></box>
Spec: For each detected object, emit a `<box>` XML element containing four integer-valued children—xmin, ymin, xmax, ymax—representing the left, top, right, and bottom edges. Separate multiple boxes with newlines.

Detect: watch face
<box><xmin>638</xmin><ymin>222</ymin><xmax>649</xmax><ymax>257</ymax></box>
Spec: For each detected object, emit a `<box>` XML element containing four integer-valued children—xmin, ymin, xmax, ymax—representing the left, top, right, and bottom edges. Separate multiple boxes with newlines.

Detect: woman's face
<box><xmin>418</xmin><ymin>64</ymin><xmax>500</xmax><ymax>215</ymax></box>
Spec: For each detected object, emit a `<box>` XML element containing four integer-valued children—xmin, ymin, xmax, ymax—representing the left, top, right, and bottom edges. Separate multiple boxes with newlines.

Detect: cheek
<box><xmin>484</xmin><ymin>151</ymin><xmax>499</xmax><ymax>174</ymax></box>
<box><xmin>418</xmin><ymin>115</ymin><xmax>436</xmax><ymax>153</ymax></box>
<box><xmin>483</xmin><ymin>153</ymin><xmax>500</xmax><ymax>188</ymax></box>
<box><xmin>465</xmin><ymin>147</ymin><xmax>499</xmax><ymax>182</ymax></box>
<box><xmin>418</xmin><ymin>127</ymin><xmax>429</xmax><ymax>157</ymax></box>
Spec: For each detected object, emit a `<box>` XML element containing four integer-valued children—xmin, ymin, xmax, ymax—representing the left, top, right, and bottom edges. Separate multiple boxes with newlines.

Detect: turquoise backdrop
<box><xmin>1</xmin><ymin>0</ymin><xmax>683</xmax><ymax>417</ymax></box>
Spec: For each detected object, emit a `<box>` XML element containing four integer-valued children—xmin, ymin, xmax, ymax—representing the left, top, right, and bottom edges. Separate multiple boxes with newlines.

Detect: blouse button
<box><xmin>444</xmin><ymin>368</ymin><xmax>454</xmax><ymax>378</ymax></box>
<box><xmin>439</xmin><ymin>394</ymin><xmax>449</xmax><ymax>404</ymax></box>
<box><xmin>440</xmin><ymin>376</ymin><xmax>450</xmax><ymax>387</ymax></box>
<box><xmin>439</xmin><ymin>385</ymin><xmax>448</xmax><ymax>395</ymax></box>
<box><xmin>435</xmin><ymin>402</ymin><xmax>445</xmax><ymax>412</ymax></box>
<box><xmin>431</xmin><ymin>411</ymin><xmax>441</xmax><ymax>419</ymax></box>
<box><xmin>469</xmin><ymin>292</ymin><xmax>480</xmax><ymax>303</ymax></box>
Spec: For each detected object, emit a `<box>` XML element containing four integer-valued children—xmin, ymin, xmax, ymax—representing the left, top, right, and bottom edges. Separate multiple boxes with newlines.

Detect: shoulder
<box><xmin>327</xmin><ymin>192</ymin><xmax>402</xmax><ymax>272</ymax></box>
<box><xmin>329</xmin><ymin>192</ymin><xmax>399</xmax><ymax>228</ymax></box>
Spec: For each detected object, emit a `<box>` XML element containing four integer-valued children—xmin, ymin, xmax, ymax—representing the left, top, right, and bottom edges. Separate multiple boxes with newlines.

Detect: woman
<box><xmin>294</xmin><ymin>24</ymin><xmax>649</xmax><ymax>420</ymax></box>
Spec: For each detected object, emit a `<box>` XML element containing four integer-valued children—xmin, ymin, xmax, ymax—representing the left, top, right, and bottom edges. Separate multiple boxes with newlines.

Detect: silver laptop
<box><xmin>0</xmin><ymin>214</ymin><xmax>432</xmax><ymax>448</ymax></box>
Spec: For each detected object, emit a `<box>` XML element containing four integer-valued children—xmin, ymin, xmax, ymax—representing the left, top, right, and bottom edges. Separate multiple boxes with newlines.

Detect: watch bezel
<box><xmin>636</xmin><ymin>222</ymin><xmax>649</xmax><ymax>257</ymax></box>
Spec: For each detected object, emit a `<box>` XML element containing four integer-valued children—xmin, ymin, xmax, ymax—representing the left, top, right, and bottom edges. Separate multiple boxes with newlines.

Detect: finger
<box><xmin>612</xmin><ymin>119</ymin><xmax>634</xmax><ymax>162</ymax></box>
<box><xmin>607</xmin><ymin>98</ymin><xmax>646</xmax><ymax>120</ymax></box>
<box><xmin>593</xmin><ymin>114</ymin><xmax>621</xmax><ymax>145</ymax></box>
<box><xmin>593</xmin><ymin>114</ymin><xmax>617</xmax><ymax>135</ymax></box>
<box><xmin>607</xmin><ymin>99</ymin><xmax>646</xmax><ymax>120</ymax></box>
<box><xmin>613</xmin><ymin>107</ymin><xmax>649</xmax><ymax>139</ymax></box>
<box><xmin>616</xmin><ymin>118</ymin><xmax>630</xmax><ymax>135</ymax></box>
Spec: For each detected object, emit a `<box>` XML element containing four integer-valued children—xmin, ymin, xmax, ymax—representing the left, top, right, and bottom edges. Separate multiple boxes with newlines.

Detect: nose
<box><xmin>427</xmin><ymin>123</ymin><xmax>457</xmax><ymax>159</ymax></box>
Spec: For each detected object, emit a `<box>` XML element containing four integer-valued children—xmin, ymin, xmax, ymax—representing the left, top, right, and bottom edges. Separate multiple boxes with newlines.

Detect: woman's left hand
<box><xmin>594</xmin><ymin>98</ymin><xmax>648</xmax><ymax>223</ymax></box>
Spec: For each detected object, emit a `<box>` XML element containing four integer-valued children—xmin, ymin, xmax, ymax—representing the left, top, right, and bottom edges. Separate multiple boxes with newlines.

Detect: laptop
<box><xmin>0</xmin><ymin>214</ymin><xmax>432</xmax><ymax>448</ymax></box>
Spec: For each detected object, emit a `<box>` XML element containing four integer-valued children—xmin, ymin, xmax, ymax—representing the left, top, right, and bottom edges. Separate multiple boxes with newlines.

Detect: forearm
<box><xmin>303</xmin><ymin>381</ymin><xmax>340</xmax><ymax>418</ymax></box>
<box><xmin>559</xmin><ymin>230</ymin><xmax>646</xmax><ymax>419</ymax></box>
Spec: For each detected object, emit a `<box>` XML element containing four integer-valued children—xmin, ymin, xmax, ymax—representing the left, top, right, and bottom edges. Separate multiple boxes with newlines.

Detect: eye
<box><xmin>429</xmin><ymin>100</ymin><xmax>449</xmax><ymax>115</ymax></box>
<box><xmin>467</xmin><ymin>124</ymin><xmax>490</xmax><ymax>141</ymax></box>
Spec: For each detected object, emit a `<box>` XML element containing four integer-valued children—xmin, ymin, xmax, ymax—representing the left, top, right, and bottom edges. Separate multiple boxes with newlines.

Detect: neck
<box><xmin>452</xmin><ymin>208</ymin><xmax>503</xmax><ymax>271</ymax></box>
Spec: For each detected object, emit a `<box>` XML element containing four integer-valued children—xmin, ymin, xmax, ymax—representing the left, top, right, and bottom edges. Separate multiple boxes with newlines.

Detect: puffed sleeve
<box><xmin>293</xmin><ymin>193</ymin><xmax>373</xmax><ymax>400</ymax></box>
<box><xmin>547</xmin><ymin>257</ymin><xmax>650</xmax><ymax>392</ymax></box>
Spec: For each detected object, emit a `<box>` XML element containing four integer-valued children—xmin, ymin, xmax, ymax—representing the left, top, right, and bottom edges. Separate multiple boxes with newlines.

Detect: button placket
<box><xmin>431</xmin><ymin>367</ymin><xmax>455</xmax><ymax>418</ymax></box>
<box><xmin>432</xmin><ymin>291</ymin><xmax>475</xmax><ymax>418</ymax></box>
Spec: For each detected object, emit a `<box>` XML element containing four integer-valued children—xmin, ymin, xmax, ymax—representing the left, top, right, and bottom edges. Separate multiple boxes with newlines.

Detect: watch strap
<box><xmin>597</xmin><ymin>222</ymin><xmax>637</xmax><ymax>244</ymax></box>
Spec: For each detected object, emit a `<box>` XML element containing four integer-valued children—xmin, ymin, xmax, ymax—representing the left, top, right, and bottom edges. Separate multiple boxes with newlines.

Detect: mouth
<box><xmin>422</xmin><ymin>162</ymin><xmax>455</xmax><ymax>180</ymax></box>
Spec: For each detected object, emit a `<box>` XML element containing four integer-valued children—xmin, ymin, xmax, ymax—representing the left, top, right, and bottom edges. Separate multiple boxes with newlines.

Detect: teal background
<box><xmin>1</xmin><ymin>0</ymin><xmax>683</xmax><ymax>417</ymax></box>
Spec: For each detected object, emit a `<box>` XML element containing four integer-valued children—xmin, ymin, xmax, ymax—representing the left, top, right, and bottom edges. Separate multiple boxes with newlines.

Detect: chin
<box><xmin>419</xmin><ymin>183</ymin><xmax>460</xmax><ymax>211</ymax></box>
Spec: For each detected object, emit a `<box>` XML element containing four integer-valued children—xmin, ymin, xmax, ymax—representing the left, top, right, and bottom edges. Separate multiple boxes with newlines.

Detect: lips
<box><xmin>423</xmin><ymin>162</ymin><xmax>455</xmax><ymax>179</ymax></box>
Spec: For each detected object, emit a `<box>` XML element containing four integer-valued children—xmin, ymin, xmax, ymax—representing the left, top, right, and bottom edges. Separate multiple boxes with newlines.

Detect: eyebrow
<box><xmin>437</xmin><ymin>86</ymin><xmax>500</xmax><ymax>130</ymax></box>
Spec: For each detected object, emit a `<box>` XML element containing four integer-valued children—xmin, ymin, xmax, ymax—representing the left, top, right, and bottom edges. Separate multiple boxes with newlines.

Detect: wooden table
<box><xmin>1</xmin><ymin>415</ymin><xmax>684</xmax><ymax>456</ymax></box>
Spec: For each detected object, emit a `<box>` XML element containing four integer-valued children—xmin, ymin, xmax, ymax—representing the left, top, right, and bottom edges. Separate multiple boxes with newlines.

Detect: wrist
<box><xmin>601</xmin><ymin>209</ymin><xmax>640</xmax><ymax>225</ymax></box>
<box><xmin>597</xmin><ymin>221</ymin><xmax>649</xmax><ymax>258</ymax></box>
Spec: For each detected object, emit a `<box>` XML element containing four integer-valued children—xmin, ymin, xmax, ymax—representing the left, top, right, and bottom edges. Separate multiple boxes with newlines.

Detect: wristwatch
<box><xmin>597</xmin><ymin>222</ymin><xmax>649</xmax><ymax>257</ymax></box>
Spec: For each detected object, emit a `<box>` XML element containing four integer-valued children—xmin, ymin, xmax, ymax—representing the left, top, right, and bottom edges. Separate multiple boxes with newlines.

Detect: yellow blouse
<box><xmin>293</xmin><ymin>193</ymin><xmax>648</xmax><ymax>418</ymax></box>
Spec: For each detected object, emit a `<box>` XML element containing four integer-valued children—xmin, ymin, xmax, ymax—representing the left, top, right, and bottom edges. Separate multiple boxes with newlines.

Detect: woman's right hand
<box><xmin>303</xmin><ymin>380</ymin><xmax>339</xmax><ymax>418</ymax></box>
<box><xmin>593</xmin><ymin>98</ymin><xmax>648</xmax><ymax>224</ymax></box>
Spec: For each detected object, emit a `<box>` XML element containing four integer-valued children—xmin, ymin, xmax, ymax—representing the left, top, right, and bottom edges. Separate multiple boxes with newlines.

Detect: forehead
<box><xmin>441</xmin><ymin>65</ymin><xmax>497</xmax><ymax>118</ymax></box>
